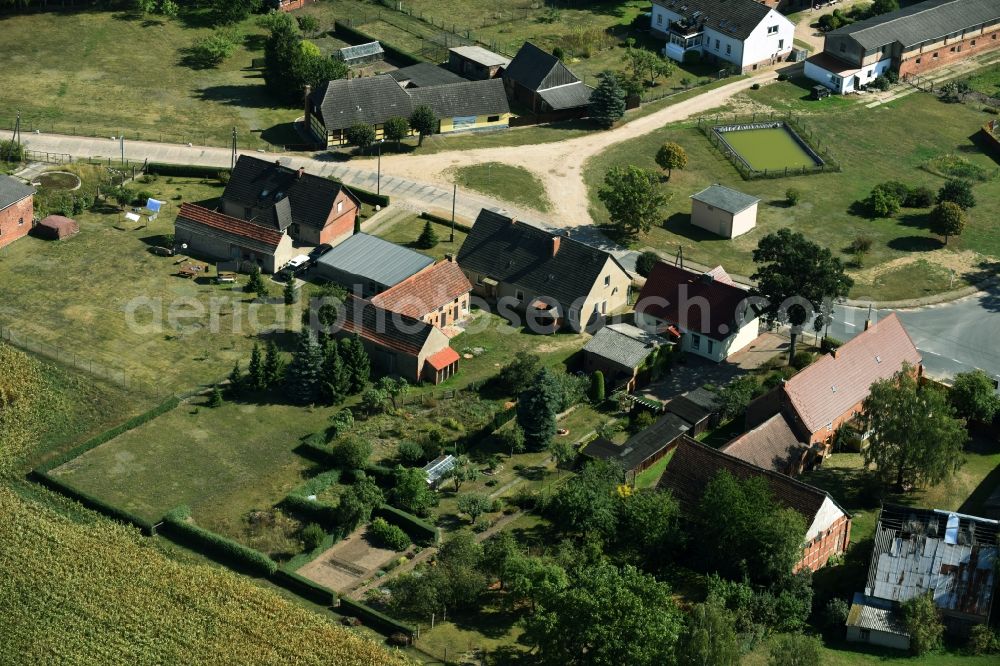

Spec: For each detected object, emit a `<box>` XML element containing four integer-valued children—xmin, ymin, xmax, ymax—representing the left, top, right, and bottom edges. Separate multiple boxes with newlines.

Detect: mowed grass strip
<box><xmin>584</xmin><ymin>88</ymin><xmax>1000</xmax><ymax>298</ymax></box>
<box><xmin>452</xmin><ymin>162</ymin><xmax>551</xmax><ymax>212</ymax></box>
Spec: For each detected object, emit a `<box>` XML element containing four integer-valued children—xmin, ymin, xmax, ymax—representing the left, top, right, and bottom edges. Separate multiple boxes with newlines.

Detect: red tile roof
<box><xmin>783</xmin><ymin>313</ymin><xmax>921</xmax><ymax>434</ymax></box>
<box><xmin>426</xmin><ymin>346</ymin><xmax>460</xmax><ymax>371</ymax></box>
<box><xmin>720</xmin><ymin>413</ymin><xmax>808</xmax><ymax>474</ymax></box>
<box><xmin>371</xmin><ymin>260</ymin><xmax>471</xmax><ymax>319</ymax></box>
<box><xmin>659</xmin><ymin>436</ymin><xmax>847</xmax><ymax>521</ymax></box>
<box><xmin>636</xmin><ymin>262</ymin><xmax>756</xmax><ymax>342</ymax></box>
<box><xmin>176</xmin><ymin>202</ymin><xmax>285</xmax><ymax>248</ymax></box>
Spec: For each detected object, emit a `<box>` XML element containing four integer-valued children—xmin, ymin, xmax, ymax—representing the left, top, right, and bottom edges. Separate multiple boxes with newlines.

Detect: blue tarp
<box><xmin>146</xmin><ymin>198</ymin><xmax>163</xmax><ymax>212</ymax></box>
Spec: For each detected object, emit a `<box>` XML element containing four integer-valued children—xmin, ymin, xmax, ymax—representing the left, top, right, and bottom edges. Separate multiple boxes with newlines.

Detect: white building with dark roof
<box><xmin>690</xmin><ymin>184</ymin><xmax>760</xmax><ymax>238</ymax></box>
<box><xmin>651</xmin><ymin>0</ymin><xmax>794</xmax><ymax>72</ymax></box>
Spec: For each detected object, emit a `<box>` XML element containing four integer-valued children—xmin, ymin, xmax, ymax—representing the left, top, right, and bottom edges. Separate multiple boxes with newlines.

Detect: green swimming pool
<box><xmin>715</xmin><ymin>123</ymin><xmax>822</xmax><ymax>173</ymax></box>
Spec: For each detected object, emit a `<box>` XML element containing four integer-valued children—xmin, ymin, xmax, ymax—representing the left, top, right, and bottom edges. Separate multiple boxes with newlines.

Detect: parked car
<box><xmin>811</xmin><ymin>85</ymin><xmax>831</xmax><ymax>100</ymax></box>
<box><xmin>278</xmin><ymin>254</ymin><xmax>311</xmax><ymax>280</ymax></box>
<box><xmin>309</xmin><ymin>243</ymin><xmax>333</xmax><ymax>261</ymax></box>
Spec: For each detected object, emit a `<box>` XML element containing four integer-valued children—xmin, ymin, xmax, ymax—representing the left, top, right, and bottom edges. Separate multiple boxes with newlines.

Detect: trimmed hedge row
<box><xmin>29</xmin><ymin>470</ymin><xmax>157</xmax><ymax>536</ymax></box>
<box><xmin>338</xmin><ymin>597</ymin><xmax>416</xmax><ymax>637</ymax></box>
<box><xmin>281</xmin><ymin>494</ymin><xmax>341</xmax><ymax>528</ymax></box>
<box><xmin>419</xmin><ymin>211</ymin><xmax>472</xmax><ymax>234</ymax></box>
<box><xmin>160</xmin><ymin>513</ymin><xmax>278</xmax><ymax>577</ymax></box>
<box><xmin>376</xmin><ymin>504</ymin><xmax>440</xmax><ymax>545</ymax></box>
<box><xmin>328</xmin><ymin>176</ymin><xmax>390</xmax><ymax>208</ymax></box>
<box><xmin>289</xmin><ymin>469</ymin><xmax>342</xmax><ymax>498</ymax></box>
<box><xmin>333</xmin><ymin>22</ymin><xmax>423</xmax><ymax>67</ymax></box>
<box><xmin>271</xmin><ymin>569</ymin><xmax>337</xmax><ymax>606</ymax></box>
<box><xmin>39</xmin><ymin>396</ymin><xmax>180</xmax><ymax>472</ymax></box>
<box><xmin>147</xmin><ymin>162</ymin><xmax>231</xmax><ymax>179</ymax></box>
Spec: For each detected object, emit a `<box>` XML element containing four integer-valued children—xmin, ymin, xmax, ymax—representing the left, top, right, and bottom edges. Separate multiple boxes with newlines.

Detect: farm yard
<box><xmin>585</xmin><ymin>78</ymin><xmax>1000</xmax><ymax>300</ymax></box>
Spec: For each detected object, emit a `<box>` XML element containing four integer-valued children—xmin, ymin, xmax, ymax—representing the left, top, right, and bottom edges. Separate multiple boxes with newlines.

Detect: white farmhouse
<box><xmin>651</xmin><ymin>0</ymin><xmax>794</xmax><ymax>73</ymax></box>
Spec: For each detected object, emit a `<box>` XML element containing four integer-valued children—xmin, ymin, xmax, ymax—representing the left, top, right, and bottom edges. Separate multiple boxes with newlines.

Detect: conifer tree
<box><xmin>227</xmin><ymin>361</ymin><xmax>242</xmax><ymax>396</ymax></box>
<box><xmin>320</xmin><ymin>339</ymin><xmax>350</xmax><ymax>405</ymax></box>
<box><xmin>263</xmin><ymin>340</ymin><xmax>282</xmax><ymax>387</ymax></box>
<box><xmin>341</xmin><ymin>335</ymin><xmax>371</xmax><ymax>393</ymax></box>
<box><xmin>247</xmin><ymin>343</ymin><xmax>264</xmax><ymax>390</ymax></box>
<box><xmin>285</xmin><ymin>330</ymin><xmax>324</xmax><ymax>404</ymax></box>
<box><xmin>417</xmin><ymin>219</ymin><xmax>439</xmax><ymax>249</ymax></box>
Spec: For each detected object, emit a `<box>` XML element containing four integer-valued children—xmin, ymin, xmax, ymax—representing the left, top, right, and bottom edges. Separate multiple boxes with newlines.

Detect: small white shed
<box><xmin>690</xmin><ymin>184</ymin><xmax>760</xmax><ymax>239</ymax></box>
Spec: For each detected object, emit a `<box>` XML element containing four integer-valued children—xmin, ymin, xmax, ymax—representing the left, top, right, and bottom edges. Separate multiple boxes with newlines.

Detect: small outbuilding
<box><xmin>582</xmin><ymin>323</ymin><xmax>670</xmax><ymax>393</ymax></box>
<box><xmin>689</xmin><ymin>184</ymin><xmax>760</xmax><ymax>239</ymax></box>
<box><xmin>35</xmin><ymin>215</ymin><xmax>79</xmax><ymax>240</ymax></box>
<box><xmin>423</xmin><ymin>454</ymin><xmax>457</xmax><ymax>487</ymax></box>
<box><xmin>448</xmin><ymin>45</ymin><xmax>511</xmax><ymax>80</ymax></box>
<box><xmin>336</xmin><ymin>41</ymin><xmax>384</xmax><ymax>67</ymax></box>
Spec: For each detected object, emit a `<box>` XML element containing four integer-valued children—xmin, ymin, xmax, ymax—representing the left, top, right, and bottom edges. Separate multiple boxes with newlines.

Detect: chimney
<box><xmin>297</xmin><ymin>167</ymin><xmax>305</xmax><ymax>179</ymax></box>
<box><xmin>274</xmin><ymin>159</ymin><xmax>281</xmax><ymax>167</ymax></box>
<box><xmin>303</xmin><ymin>84</ymin><xmax>312</xmax><ymax>128</ymax></box>
<box><xmin>864</xmin><ymin>319</ymin><xmax>872</xmax><ymax>331</ymax></box>
<box><xmin>831</xmin><ymin>347</ymin><xmax>838</xmax><ymax>359</ymax></box>
<box><xmin>444</xmin><ymin>253</ymin><xmax>455</xmax><ymax>263</ymax></box>
<box><xmin>551</xmin><ymin>235</ymin><xmax>561</xmax><ymax>257</ymax></box>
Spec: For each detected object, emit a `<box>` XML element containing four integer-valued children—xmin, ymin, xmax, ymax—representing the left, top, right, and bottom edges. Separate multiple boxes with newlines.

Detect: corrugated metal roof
<box><xmin>316</xmin><ymin>233</ymin><xmax>433</xmax><ymax>288</ymax></box>
<box><xmin>537</xmin><ymin>81</ymin><xmax>594</xmax><ymax>111</ymax></box>
<box><xmin>450</xmin><ymin>45</ymin><xmax>511</xmax><ymax>68</ymax></box>
<box><xmin>830</xmin><ymin>0</ymin><xmax>1000</xmax><ymax>51</ymax></box>
<box><xmin>846</xmin><ymin>593</ymin><xmax>909</xmax><ymax>636</ymax></box>
<box><xmin>338</xmin><ymin>41</ymin><xmax>384</xmax><ymax>61</ymax></box>
<box><xmin>583</xmin><ymin>323</ymin><xmax>668</xmax><ymax>369</ymax></box>
<box><xmin>690</xmin><ymin>184</ymin><xmax>760</xmax><ymax>215</ymax></box>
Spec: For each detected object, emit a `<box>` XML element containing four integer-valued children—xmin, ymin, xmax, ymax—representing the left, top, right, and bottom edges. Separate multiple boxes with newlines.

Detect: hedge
<box><xmin>328</xmin><ymin>176</ymin><xmax>390</xmax><ymax>207</ymax></box>
<box><xmin>419</xmin><ymin>211</ymin><xmax>472</xmax><ymax>234</ymax></box>
<box><xmin>160</xmin><ymin>513</ymin><xmax>277</xmax><ymax>577</ymax></box>
<box><xmin>271</xmin><ymin>569</ymin><xmax>337</xmax><ymax>606</ymax></box>
<box><xmin>39</xmin><ymin>396</ymin><xmax>180</xmax><ymax>472</ymax></box>
<box><xmin>295</xmin><ymin>438</ymin><xmax>336</xmax><ymax>465</ymax></box>
<box><xmin>338</xmin><ymin>597</ymin><xmax>416</xmax><ymax>637</ymax></box>
<box><xmin>375</xmin><ymin>504</ymin><xmax>440</xmax><ymax>545</ymax></box>
<box><xmin>281</xmin><ymin>494</ymin><xmax>341</xmax><ymax>528</ymax></box>
<box><xmin>29</xmin><ymin>471</ymin><xmax>157</xmax><ymax>536</ymax></box>
<box><xmin>289</xmin><ymin>469</ymin><xmax>342</xmax><ymax>498</ymax></box>
<box><xmin>146</xmin><ymin>162</ymin><xmax>231</xmax><ymax>179</ymax></box>
<box><xmin>821</xmin><ymin>336</ymin><xmax>845</xmax><ymax>353</ymax></box>
<box><xmin>333</xmin><ymin>22</ymin><xmax>422</xmax><ymax>67</ymax></box>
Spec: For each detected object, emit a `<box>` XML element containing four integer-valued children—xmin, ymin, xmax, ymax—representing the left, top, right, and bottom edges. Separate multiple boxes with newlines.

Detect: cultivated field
<box><xmin>585</xmin><ymin>81</ymin><xmax>1000</xmax><ymax>300</ymax></box>
<box><xmin>299</xmin><ymin>524</ymin><xmax>402</xmax><ymax>593</ymax></box>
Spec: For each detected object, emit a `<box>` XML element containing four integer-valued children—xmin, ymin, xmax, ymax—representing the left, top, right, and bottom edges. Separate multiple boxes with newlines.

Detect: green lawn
<box><xmin>0</xmin><ymin>9</ymin><xmax>297</xmax><ymax>148</ymax></box>
<box><xmin>452</xmin><ymin>162</ymin><xmax>551</xmax><ymax>212</ymax></box>
<box><xmin>0</xmin><ymin>167</ymin><xmax>290</xmax><ymax>393</ymax></box>
<box><xmin>584</xmin><ymin>88</ymin><xmax>1000</xmax><ymax>298</ymax></box>
<box><xmin>743</xmin><ymin>635</ymin><xmax>999</xmax><ymax>666</ymax></box>
<box><xmin>375</xmin><ymin>213</ymin><xmax>470</xmax><ymax>258</ymax></box>
<box><xmin>634</xmin><ymin>450</ymin><xmax>672</xmax><ymax>489</ymax></box>
<box><xmin>964</xmin><ymin>63</ymin><xmax>1000</xmax><ymax>97</ymax></box>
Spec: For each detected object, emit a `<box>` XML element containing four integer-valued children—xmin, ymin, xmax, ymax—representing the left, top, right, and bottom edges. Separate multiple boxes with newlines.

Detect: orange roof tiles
<box><xmin>371</xmin><ymin>260</ymin><xmax>472</xmax><ymax>319</ymax></box>
<box><xmin>426</xmin><ymin>346</ymin><xmax>460</xmax><ymax>371</ymax></box>
<box><xmin>176</xmin><ymin>202</ymin><xmax>285</xmax><ymax>248</ymax></box>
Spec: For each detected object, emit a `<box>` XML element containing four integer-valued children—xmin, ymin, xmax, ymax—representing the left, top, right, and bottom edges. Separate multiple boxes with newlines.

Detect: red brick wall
<box><xmin>278</xmin><ymin>0</ymin><xmax>314</xmax><ymax>12</ymax></box>
<box><xmin>0</xmin><ymin>196</ymin><xmax>33</xmax><ymax>249</ymax></box>
<box><xmin>318</xmin><ymin>191</ymin><xmax>358</xmax><ymax>246</ymax></box>
<box><xmin>796</xmin><ymin>514</ymin><xmax>851</xmax><ymax>572</ymax></box>
<box><xmin>899</xmin><ymin>31</ymin><xmax>1000</xmax><ymax>78</ymax></box>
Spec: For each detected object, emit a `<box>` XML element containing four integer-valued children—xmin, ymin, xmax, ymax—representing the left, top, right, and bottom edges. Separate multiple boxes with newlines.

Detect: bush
<box><xmin>967</xmin><ymin>625</ymin><xmax>1000</xmax><ymax>655</ymax></box>
<box><xmin>187</xmin><ymin>30</ymin><xmax>239</xmax><ymax>68</ymax></box>
<box><xmin>374</xmin><ymin>505</ymin><xmax>440</xmax><ymax>545</ymax></box>
<box><xmin>903</xmin><ymin>591</ymin><xmax>944</xmax><ymax>656</ymax></box>
<box><xmin>821</xmin><ymin>336</ymin><xmax>843</xmax><ymax>353</ymax></box>
<box><xmin>635</xmin><ymin>250</ymin><xmax>659</xmax><ymax>277</ymax></box>
<box><xmin>371</xmin><ymin>517</ymin><xmax>411</xmax><ymax>551</ymax></box>
<box><xmin>631</xmin><ymin>410</ymin><xmax>656</xmax><ymax>434</ymax></box>
<box><xmin>823</xmin><ymin>597</ymin><xmax>850</xmax><ymax>637</ymax></box>
<box><xmin>785</xmin><ymin>188</ymin><xmax>800</xmax><ymax>206</ymax></box>
<box><xmin>301</xmin><ymin>522</ymin><xmax>326</xmax><ymax>551</ymax></box>
<box><xmin>397</xmin><ymin>440</ymin><xmax>424</xmax><ymax>465</ymax></box>
<box><xmin>590</xmin><ymin>371</ymin><xmax>605</xmax><ymax>402</ymax></box>
<box><xmin>338</xmin><ymin>597</ymin><xmax>415</xmax><ymax>636</ymax></box>
<box><xmin>271</xmin><ymin>569</ymin><xmax>335</xmax><ymax>606</ymax></box>
<box><xmin>904</xmin><ymin>185</ymin><xmax>934</xmax><ymax>208</ymax></box>
<box><xmin>750</xmin><ymin>83</ymin><xmax>761</xmax><ymax>90</ymax></box>
<box><xmin>791</xmin><ymin>351</ymin><xmax>815</xmax><ymax>370</ymax></box>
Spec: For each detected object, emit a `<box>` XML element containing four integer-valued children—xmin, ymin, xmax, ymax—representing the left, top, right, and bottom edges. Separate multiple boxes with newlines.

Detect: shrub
<box><xmin>371</xmin><ymin>517</ymin><xmax>412</xmax><ymax>551</ymax></box>
<box><xmin>937</xmin><ymin>178</ymin><xmax>976</xmax><ymax>209</ymax></box>
<box><xmin>631</xmin><ymin>410</ymin><xmax>655</xmax><ymax>434</ymax></box>
<box><xmin>967</xmin><ymin>625</ymin><xmax>1000</xmax><ymax>655</ymax></box>
<box><xmin>823</xmin><ymin>597</ymin><xmax>850</xmax><ymax>637</ymax></box>
<box><xmin>590</xmin><ymin>371</ymin><xmax>605</xmax><ymax>402</ymax></box>
<box><xmin>903</xmin><ymin>591</ymin><xmax>944</xmax><ymax>656</ymax></box>
<box><xmin>301</xmin><ymin>522</ymin><xmax>326</xmax><ymax>551</ymax></box>
<box><xmin>188</xmin><ymin>31</ymin><xmax>239</xmax><ymax>68</ymax></box>
<box><xmin>904</xmin><ymin>185</ymin><xmax>934</xmax><ymax>208</ymax></box>
<box><xmin>750</xmin><ymin>83</ymin><xmax>761</xmax><ymax>90</ymax></box>
<box><xmin>552</xmin><ymin>46</ymin><xmax>565</xmax><ymax>60</ymax></box>
<box><xmin>785</xmin><ymin>188</ymin><xmax>800</xmax><ymax>206</ymax></box>
<box><xmin>635</xmin><ymin>250</ymin><xmax>660</xmax><ymax>277</ymax></box>
<box><xmin>161</xmin><ymin>514</ymin><xmax>277</xmax><ymax>577</ymax></box>
<box><xmin>397</xmin><ymin>440</ymin><xmax>424</xmax><ymax>465</ymax></box>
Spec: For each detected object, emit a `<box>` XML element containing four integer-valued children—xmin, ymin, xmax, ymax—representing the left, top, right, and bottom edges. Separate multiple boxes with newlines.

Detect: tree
<box><xmin>297</xmin><ymin>14</ymin><xmax>320</xmax><ymax>35</ymax></box>
<box><xmin>332</xmin><ymin>436</ymin><xmax>372</xmax><ymax>470</ymax></box>
<box><xmin>299</xmin><ymin>40</ymin><xmax>321</xmax><ymax>59</ymax></box>
<box><xmin>676</xmin><ymin>598</ymin><xmax>740</xmax><ymax>666</ymax></box>
<box><xmin>481</xmin><ymin>530</ymin><xmax>521</xmax><ymax>588</ymax></box>
<box><xmin>590</xmin><ymin>370</ymin><xmax>605</xmax><ymax>402</ymax></box>
<box><xmin>950</xmin><ymin>369</ymin><xmax>1000</xmax><ymax>424</ymax></box>
<box><xmin>545</xmin><ymin>460</ymin><xmax>622</xmax><ymax>539</ymax></box>
<box><xmin>345</xmin><ymin>123</ymin><xmax>376</xmax><ymax>151</ymax></box>
<box><xmin>361</xmin><ymin>386</ymin><xmax>389</xmax><ymax>415</ymax></box>
<box><xmin>133</xmin><ymin>0</ymin><xmax>156</xmax><ymax>13</ymax></box>
<box><xmin>397</xmin><ymin>440</ymin><xmax>425</xmax><ymax>465</ymax></box>
<box><xmin>246</xmin><ymin>264</ymin><xmax>267</xmax><ymax>300</ymax></box>
<box><xmin>213</xmin><ymin>0</ymin><xmax>261</xmax><ymax>25</ymax></box>
<box><xmin>497</xmin><ymin>352</ymin><xmax>540</xmax><ymax>393</ymax></box>
<box><xmin>504</xmin><ymin>555</ymin><xmax>569</xmax><ymax>612</ymax></box>
<box><xmin>263</xmin><ymin>340</ymin><xmax>282</xmax><ymax>387</ymax></box>
<box><xmin>548</xmin><ymin>438</ymin><xmax>576</xmax><ymax>473</ymax></box>
<box><xmin>383</xmin><ymin>116</ymin><xmax>409</xmax><ymax>150</ymax></box>
<box><xmin>517</xmin><ymin>368</ymin><xmax>561</xmax><ymax>451</ymax></box>
<box><xmin>635</xmin><ymin>250</ymin><xmax>659</xmax><ymax>278</ymax></box>
<box><xmin>416</xmin><ymin>218</ymin><xmax>439</xmax><ymax>249</ymax></box>
<box><xmin>285</xmin><ymin>330</ymin><xmax>324</xmax><ymax>403</ymax></box>
<box><xmin>320</xmin><ymin>340</ymin><xmax>350</xmax><ymax>405</ymax></box>
<box><xmin>751</xmin><ymin>228</ymin><xmax>853</xmax><ymax>360</ymax></box>
<box><xmin>262</xmin><ymin>13</ymin><xmax>302</xmax><ymax>103</ymax></box>
<box><xmin>902</xmin><ymin>591</ymin><xmax>943</xmax><ymax>656</ymax></box>
<box><xmin>207</xmin><ymin>385</ymin><xmax>224</xmax><ymax>408</ymax></box>
<box><xmin>937</xmin><ymin>178</ymin><xmax>976</xmax><ymax>209</ymax></box>
<box><xmin>598</xmin><ymin>165</ymin><xmax>668</xmax><ymax>242</ymax></box>
<box><xmin>499</xmin><ymin>423</ymin><xmax>526</xmax><ymax>458</ymax></box>
<box><xmin>282</xmin><ymin>280</ymin><xmax>297</xmax><ymax>305</ymax></box>
<box><xmin>655</xmin><ymin>142</ymin><xmax>688</xmax><ymax>180</ymax></box>
<box><xmin>227</xmin><ymin>361</ymin><xmax>242</xmax><ymax>396</ymax></box>
<box><xmin>377</xmin><ymin>376</ymin><xmax>409</xmax><ymax>412</ymax></box>
<box><xmin>867</xmin><ymin>184</ymin><xmax>902</xmax><ymax>218</ymax></box>
<box><xmin>390</xmin><ymin>465</ymin><xmax>436</xmax><ymax>516</ymax></box>
<box><xmin>443</xmin><ymin>455</ymin><xmax>479</xmax><ymax>493</ymax></box>
<box><xmin>625</xmin><ymin>47</ymin><xmax>674</xmax><ymax>87</ymax></box>
<box><xmin>716</xmin><ymin>375</ymin><xmax>757</xmax><ymax>422</ymax></box>
<box><xmin>337</xmin><ymin>477</ymin><xmax>384</xmax><ymax>529</ymax></box>
<box><xmin>617</xmin><ymin>488</ymin><xmax>682</xmax><ymax>565</ymax></box>
<box><xmin>905</xmin><ymin>185</ymin><xmax>935</xmax><ymax>208</ymax></box>
<box><xmin>871</xmin><ymin>0</ymin><xmax>900</xmax><ymax>14</ymax></box>
<box><xmin>929</xmin><ymin>201</ymin><xmax>966</xmax><ymax>245</ymax></box>
<box><xmin>409</xmin><ymin>105</ymin><xmax>437</xmax><ymax>145</ymax></box>
<box><xmin>768</xmin><ymin>633</ymin><xmax>823</xmax><ymax>666</ymax></box>
<box><xmin>523</xmin><ymin>562</ymin><xmax>683</xmax><ymax>666</ymax></box>
<box><xmin>589</xmin><ymin>71</ymin><xmax>627</xmax><ymax>129</ymax></box>
<box><xmin>694</xmin><ymin>470</ymin><xmax>806</xmax><ymax>586</ymax></box>
<box><xmin>859</xmin><ymin>365</ymin><xmax>967</xmax><ymax>490</ymax></box>
<box><xmin>457</xmin><ymin>493</ymin><xmax>492</xmax><ymax>524</ymax></box>
<box><xmin>247</xmin><ymin>343</ymin><xmax>264</xmax><ymax>390</ymax></box>
<box><xmin>340</xmin><ymin>336</ymin><xmax>370</xmax><ymax>393</ymax></box>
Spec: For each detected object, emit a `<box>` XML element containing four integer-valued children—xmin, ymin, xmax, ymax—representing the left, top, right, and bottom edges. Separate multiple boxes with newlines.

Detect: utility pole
<box><xmin>377</xmin><ymin>140</ymin><xmax>382</xmax><ymax>195</ymax></box>
<box><xmin>120</xmin><ymin>135</ymin><xmax>125</xmax><ymax>165</ymax></box>
<box><xmin>450</xmin><ymin>183</ymin><xmax>456</xmax><ymax>242</ymax></box>
<box><xmin>231</xmin><ymin>127</ymin><xmax>238</xmax><ymax>170</ymax></box>
<box><xmin>11</xmin><ymin>111</ymin><xmax>20</xmax><ymax>158</ymax></box>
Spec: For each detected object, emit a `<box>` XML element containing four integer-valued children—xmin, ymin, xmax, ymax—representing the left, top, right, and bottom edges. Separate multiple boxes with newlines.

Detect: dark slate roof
<box><xmin>0</xmin><ymin>175</ymin><xmax>35</xmax><ymax>210</ymax></box>
<box><xmin>503</xmin><ymin>42</ymin><xmax>580</xmax><ymax>92</ymax></box>
<box><xmin>653</xmin><ymin>0</ymin><xmax>777</xmax><ymax>41</ymax></box>
<box><xmin>316</xmin><ymin>233</ymin><xmax>434</xmax><ymax>288</ymax></box>
<box><xmin>537</xmin><ymin>81</ymin><xmax>594</xmax><ymax>111</ymax></box>
<box><xmin>338</xmin><ymin>294</ymin><xmax>436</xmax><ymax>357</ymax></box>
<box><xmin>222</xmin><ymin>156</ymin><xmax>354</xmax><ymax>232</ymax></box>
<box><xmin>580</xmin><ymin>437</ymin><xmax>622</xmax><ymax>462</ymax></box>
<box><xmin>312</xmin><ymin>75</ymin><xmax>413</xmax><ymax>130</ymax></box>
<box><xmin>690</xmin><ymin>184</ymin><xmax>760</xmax><ymax>215</ymax></box>
<box><xmin>388</xmin><ymin>62</ymin><xmax>466</xmax><ymax>88</ymax></box>
<box><xmin>719</xmin><ymin>413</ymin><xmax>808</xmax><ymax>474</ymax></box>
<box><xmin>665</xmin><ymin>387</ymin><xmax>721</xmax><ymax>427</ymax></box>
<box><xmin>659</xmin><ymin>436</ymin><xmax>848</xmax><ymax>519</ymax></box>
<box><xmin>636</xmin><ymin>262</ymin><xmax>756</xmax><ymax>342</ymax></box>
<box><xmin>581</xmin><ymin>413</ymin><xmax>689</xmax><ymax>472</ymax></box>
<box><xmin>408</xmin><ymin>79</ymin><xmax>510</xmax><ymax>118</ymax></box>
<box><xmin>583</xmin><ymin>323</ymin><xmax>669</xmax><ymax>369</ymax></box>
<box><xmin>458</xmin><ymin>209</ymin><xmax>630</xmax><ymax>311</ymax></box>
<box><xmin>829</xmin><ymin>0</ymin><xmax>1000</xmax><ymax>51</ymax></box>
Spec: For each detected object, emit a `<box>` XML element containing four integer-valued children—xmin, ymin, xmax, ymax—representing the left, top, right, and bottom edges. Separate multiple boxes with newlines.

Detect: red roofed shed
<box><xmin>35</xmin><ymin>215</ymin><xmax>79</xmax><ymax>240</ymax></box>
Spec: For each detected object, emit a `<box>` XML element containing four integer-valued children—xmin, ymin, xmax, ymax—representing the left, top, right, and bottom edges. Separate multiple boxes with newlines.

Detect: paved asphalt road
<box><xmin>829</xmin><ymin>293</ymin><xmax>1000</xmax><ymax>383</ymax></box>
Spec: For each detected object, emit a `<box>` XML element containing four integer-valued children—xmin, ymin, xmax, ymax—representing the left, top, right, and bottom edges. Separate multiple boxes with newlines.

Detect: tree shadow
<box><xmin>195</xmin><ymin>84</ymin><xmax>281</xmax><ymax>109</ymax></box>
<box><xmin>961</xmin><ymin>261</ymin><xmax>1000</xmax><ymax>313</ymax></box>
<box><xmin>897</xmin><ymin>211</ymin><xmax>930</xmax><ymax>230</ymax></box>
<box><xmin>260</xmin><ymin>122</ymin><xmax>305</xmax><ymax>147</ymax></box>
<box><xmin>887</xmin><ymin>236</ymin><xmax>941</xmax><ymax>252</ymax></box>
<box><xmin>846</xmin><ymin>200</ymin><xmax>872</xmax><ymax>218</ymax></box>
<box><xmin>244</xmin><ymin>33</ymin><xmax>267</xmax><ymax>52</ymax></box>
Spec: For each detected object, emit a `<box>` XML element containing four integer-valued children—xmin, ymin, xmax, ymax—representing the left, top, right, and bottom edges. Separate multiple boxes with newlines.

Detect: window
<box><xmin>18</xmin><ymin>217</ymin><xmax>24</xmax><ymax>226</ymax></box>
<box><xmin>487</xmin><ymin>115</ymin><xmax>500</xmax><ymax>122</ymax></box>
<box><xmin>691</xmin><ymin>334</ymin><xmax>701</xmax><ymax>350</ymax></box>
<box><xmin>657</xmin><ymin>13</ymin><xmax>662</xmax><ymax>25</ymax></box>
<box><xmin>568</xmin><ymin>308</ymin><xmax>579</xmax><ymax>322</ymax></box>
<box><xmin>600</xmin><ymin>301</ymin><xmax>607</xmax><ymax>314</ymax></box>
<box><xmin>707</xmin><ymin>340</ymin><xmax>715</xmax><ymax>355</ymax></box>
<box><xmin>336</xmin><ymin>200</ymin><xmax>343</xmax><ymax>213</ymax></box>
<box><xmin>933</xmin><ymin>51</ymin><xmax>939</xmax><ymax>58</ymax></box>
<box><xmin>476</xmin><ymin>275</ymin><xmax>485</xmax><ymax>285</ymax></box>
<box><xmin>715</xmin><ymin>39</ymin><xmax>720</xmax><ymax>50</ymax></box>
<box><xmin>916</xmin><ymin>57</ymin><xmax>922</xmax><ymax>64</ymax></box>
<box><xmin>767</xmin><ymin>25</ymin><xmax>778</xmax><ymax>35</ymax></box>
<box><xmin>604</xmin><ymin>275</ymin><xmax>610</xmax><ymax>287</ymax></box>
<box><xmin>778</xmin><ymin>39</ymin><xmax>784</xmax><ymax>49</ymax></box>
<box><xmin>867</xmin><ymin>69</ymin><xmax>872</xmax><ymax>77</ymax></box>
<box><xmin>726</xmin><ymin>44</ymin><xmax>731</xmax><ymax>55</ymax></box>
<box><xmin>515</xmin><ymin>289</ymin><xmax>524</xmax><ymax>301</ymax></box>
<box><xmin>859</xmin><ymin>629</ymin><xmax>871</xmax><ymax>641</ymax></box>
<box><xmin>971</xmin><ymin>40</ymin><xmax>977</xmax><ymax>46</ymax></box>
<box><xmin>244</xmin><ymin>207</ymin><xmax>252</xmax><ymax>219</ymax></box>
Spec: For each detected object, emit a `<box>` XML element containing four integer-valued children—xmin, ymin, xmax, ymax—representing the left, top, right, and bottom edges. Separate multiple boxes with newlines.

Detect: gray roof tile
<box><xmin>830</xmin><ymin>0</ymin><xmax>1000</xmax><ymax>51</ymax></box>
<box><xmin>653</xmin><ymin>0</ymin><xmax>776</xmax><ymax>41</ymax></box>
<box><xmin>583</xmin><ymin>323</ymin><xmax>668</xmax><ymax>369</ymax></box>
<box><xmin>388</xmin><ymin>62</ymin><xmax>466</xmax><ymax>88</ymax></box>
<box><xmin>316</xmin><ymin>233</ymin><xmax>433</xmax><ymax>289</ymax></box>
<box><xmin>0</xmin><ymin>175</ymin><xmax>35</xmax><ymax>211</ymax></box>
<box><xmin>408</xmin><ymin>79</ymin><xmax>510</xmax><ymax>118</ymax></box>
<box><xmin>690</xmin><ymin>184</ymin><xmax>760</xmax><ymax>214</ymax></box>
<box><xmin>537</xmin><ymin>81</ymin><xmax>594</xmax><ymax>111</ymax></box>
<box><xmin>503</xmin><ymin>42</ymin><xmax>580</xmax><ymax>92</ymax></box>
